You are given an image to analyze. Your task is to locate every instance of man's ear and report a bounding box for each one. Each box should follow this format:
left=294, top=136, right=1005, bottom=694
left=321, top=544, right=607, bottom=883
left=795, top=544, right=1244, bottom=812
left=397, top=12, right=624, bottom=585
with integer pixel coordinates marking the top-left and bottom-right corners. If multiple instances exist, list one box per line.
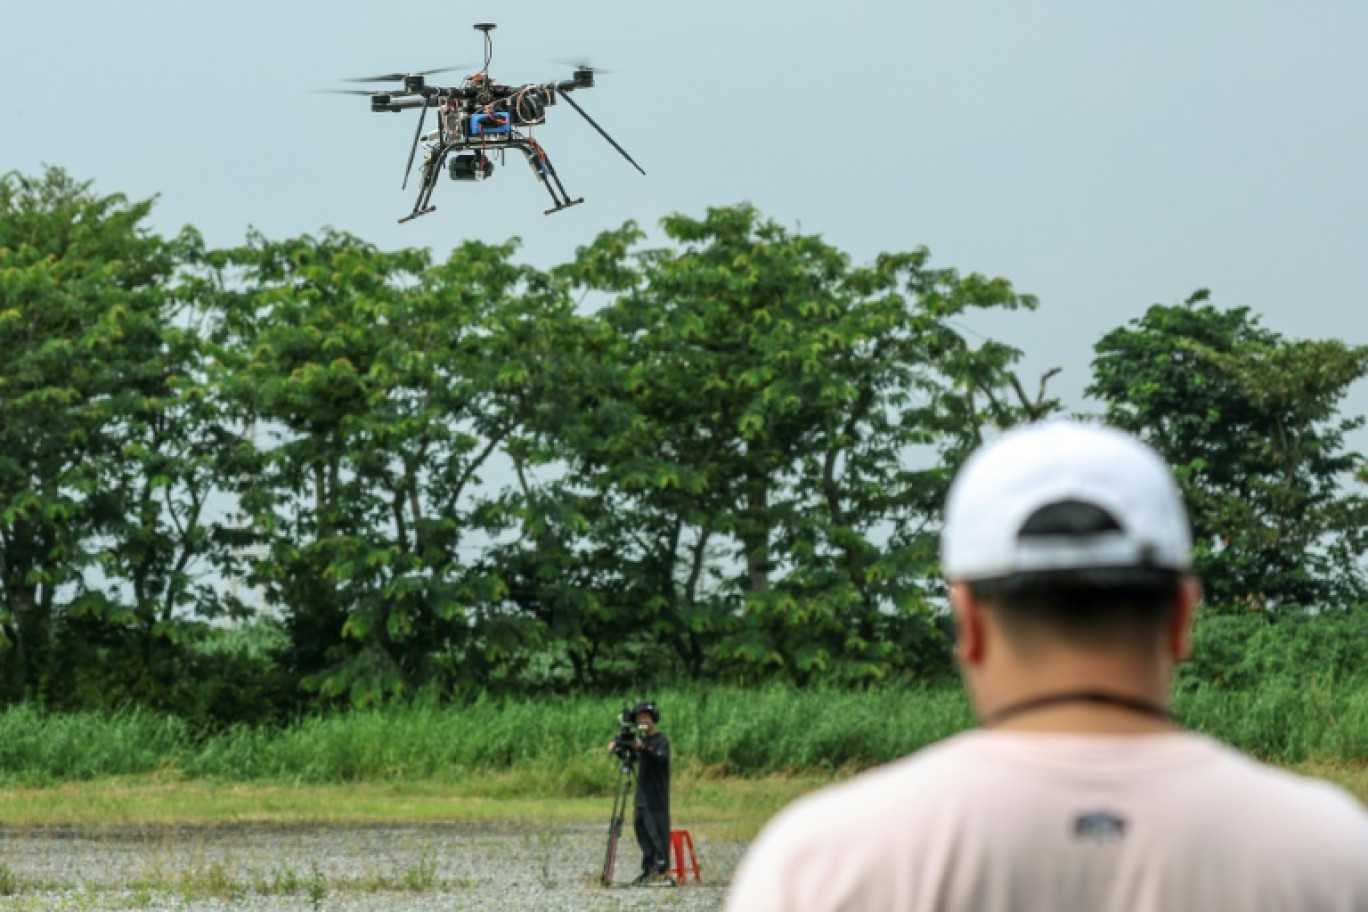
left=1168, top=575, right=1202, bottom=661
left=949, top=582, right=985, bottom=666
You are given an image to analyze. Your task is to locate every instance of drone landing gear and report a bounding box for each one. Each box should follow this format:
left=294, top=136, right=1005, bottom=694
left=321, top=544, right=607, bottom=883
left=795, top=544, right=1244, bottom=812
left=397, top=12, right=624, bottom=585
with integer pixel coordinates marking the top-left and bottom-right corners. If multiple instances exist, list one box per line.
left=393, top=138, right=591, bottom=222
left=398, top=206, right=436, bottom=224
left=398, top=157, right=443, bottom=224
left=545, top=198, right=584, bottom=216
left=521, top=142, right=583, bottom=216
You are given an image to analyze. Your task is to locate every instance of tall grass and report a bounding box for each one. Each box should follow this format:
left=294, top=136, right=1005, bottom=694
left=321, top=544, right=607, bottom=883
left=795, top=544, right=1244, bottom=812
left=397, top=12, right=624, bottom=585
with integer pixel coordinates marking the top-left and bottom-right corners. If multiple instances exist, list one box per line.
left=1176, top=676, right=1368, bottom=762
left=0, top=704, right=191, bottom=781
left=1, top=680, right=1365, bottom=788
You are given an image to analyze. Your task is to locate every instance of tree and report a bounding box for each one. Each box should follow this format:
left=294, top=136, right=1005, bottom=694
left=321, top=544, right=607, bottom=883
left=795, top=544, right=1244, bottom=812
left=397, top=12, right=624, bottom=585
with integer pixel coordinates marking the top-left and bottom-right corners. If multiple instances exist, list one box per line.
left=0, top=167, right=235, bottom=708
left=553, top=205, right=1045, bottom=683
left=1088, top=291, right=1368, bottom=611
left=214, top=231, right=580, bottom=704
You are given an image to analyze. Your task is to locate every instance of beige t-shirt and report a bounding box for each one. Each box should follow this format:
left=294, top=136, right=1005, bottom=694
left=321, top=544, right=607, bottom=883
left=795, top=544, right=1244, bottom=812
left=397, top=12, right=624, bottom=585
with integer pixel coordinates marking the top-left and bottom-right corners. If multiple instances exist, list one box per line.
left=725, top=731, right=1368, bottom=912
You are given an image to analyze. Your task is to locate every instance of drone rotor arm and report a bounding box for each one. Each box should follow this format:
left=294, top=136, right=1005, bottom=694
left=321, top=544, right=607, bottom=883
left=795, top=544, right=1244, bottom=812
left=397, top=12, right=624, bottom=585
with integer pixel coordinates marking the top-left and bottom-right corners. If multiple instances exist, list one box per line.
left=553, top=86, right=646, bottom=176
left=375, top=98, right=427, bottom=112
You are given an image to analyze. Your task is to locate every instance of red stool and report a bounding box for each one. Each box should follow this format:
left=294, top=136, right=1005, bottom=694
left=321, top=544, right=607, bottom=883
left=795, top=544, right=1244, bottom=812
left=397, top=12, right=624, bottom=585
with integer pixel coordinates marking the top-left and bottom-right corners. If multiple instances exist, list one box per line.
left=669, top=828, right=702, bottom=882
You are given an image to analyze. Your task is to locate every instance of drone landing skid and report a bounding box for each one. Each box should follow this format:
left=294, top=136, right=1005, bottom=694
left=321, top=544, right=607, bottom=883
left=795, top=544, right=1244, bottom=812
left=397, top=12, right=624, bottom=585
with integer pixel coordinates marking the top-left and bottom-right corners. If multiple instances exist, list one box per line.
left=545, top=198, right=584, bottom=216
left=397, top=206, right=437, bottom=224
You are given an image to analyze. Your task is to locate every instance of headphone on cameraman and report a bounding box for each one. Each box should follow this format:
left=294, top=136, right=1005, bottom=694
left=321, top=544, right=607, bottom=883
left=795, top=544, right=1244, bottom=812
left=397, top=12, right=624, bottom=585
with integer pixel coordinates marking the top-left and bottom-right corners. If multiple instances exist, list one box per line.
left=631, top=700, right=660, bottom=723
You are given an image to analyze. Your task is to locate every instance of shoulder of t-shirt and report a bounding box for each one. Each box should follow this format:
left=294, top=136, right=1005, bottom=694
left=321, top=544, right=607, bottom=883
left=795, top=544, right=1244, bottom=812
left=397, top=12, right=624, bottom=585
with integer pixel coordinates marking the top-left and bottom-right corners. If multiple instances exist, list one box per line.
left=747, top=731, right=993, bottom=839
left=1211, top=742, right=1368, bottom=833
left=727, top=733, right=1010, bottom=906
left=727, top=748, right=949, bottom=910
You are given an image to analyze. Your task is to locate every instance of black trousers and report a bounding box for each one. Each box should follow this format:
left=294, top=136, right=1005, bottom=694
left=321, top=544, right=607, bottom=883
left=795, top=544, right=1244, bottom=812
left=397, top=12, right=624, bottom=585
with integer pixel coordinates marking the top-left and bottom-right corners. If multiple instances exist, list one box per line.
left=634, top=804, right=671, bottom=873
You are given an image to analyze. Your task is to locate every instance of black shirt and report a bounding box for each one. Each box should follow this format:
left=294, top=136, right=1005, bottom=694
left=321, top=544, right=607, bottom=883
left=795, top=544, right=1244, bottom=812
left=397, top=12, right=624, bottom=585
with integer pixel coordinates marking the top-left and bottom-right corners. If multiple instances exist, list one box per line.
left=635, top=731, right=670, bottom=809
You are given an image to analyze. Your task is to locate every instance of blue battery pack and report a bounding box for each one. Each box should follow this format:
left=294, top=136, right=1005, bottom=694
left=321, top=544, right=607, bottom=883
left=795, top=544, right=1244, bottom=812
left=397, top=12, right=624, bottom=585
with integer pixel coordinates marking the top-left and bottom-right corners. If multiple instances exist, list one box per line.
left=469, top=112, right=512, bottom=136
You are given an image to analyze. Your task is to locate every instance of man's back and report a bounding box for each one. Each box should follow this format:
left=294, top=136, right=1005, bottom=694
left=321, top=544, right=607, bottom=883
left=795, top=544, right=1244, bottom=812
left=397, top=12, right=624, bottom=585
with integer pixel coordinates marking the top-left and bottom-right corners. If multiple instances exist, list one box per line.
left=726, top=730, right=1368, bottom=912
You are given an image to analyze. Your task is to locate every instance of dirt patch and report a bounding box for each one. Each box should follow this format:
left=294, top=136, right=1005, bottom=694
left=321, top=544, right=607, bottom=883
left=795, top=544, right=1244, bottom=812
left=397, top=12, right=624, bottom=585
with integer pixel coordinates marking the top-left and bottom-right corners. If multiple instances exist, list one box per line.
left=0, top=822, right=745, bottom=910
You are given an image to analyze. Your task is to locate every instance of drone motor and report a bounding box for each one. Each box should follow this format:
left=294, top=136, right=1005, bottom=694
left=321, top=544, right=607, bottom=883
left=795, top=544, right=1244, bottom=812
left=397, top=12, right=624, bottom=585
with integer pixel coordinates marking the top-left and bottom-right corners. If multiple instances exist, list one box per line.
left=510, top=89, right=549, bottom=126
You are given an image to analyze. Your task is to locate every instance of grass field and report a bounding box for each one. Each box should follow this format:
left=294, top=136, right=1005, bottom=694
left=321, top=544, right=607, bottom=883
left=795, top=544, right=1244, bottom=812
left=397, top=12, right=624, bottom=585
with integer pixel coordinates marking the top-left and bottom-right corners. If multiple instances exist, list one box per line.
left=0, top=771, right=824, bottom=840
left=2, top=682, right=1366, bottom=838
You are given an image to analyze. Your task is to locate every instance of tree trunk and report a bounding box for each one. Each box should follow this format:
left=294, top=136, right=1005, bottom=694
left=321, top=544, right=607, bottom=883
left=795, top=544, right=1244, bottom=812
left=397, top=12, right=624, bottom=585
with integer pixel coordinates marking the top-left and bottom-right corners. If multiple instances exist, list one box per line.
left=744, top=468, right=770, bottom=594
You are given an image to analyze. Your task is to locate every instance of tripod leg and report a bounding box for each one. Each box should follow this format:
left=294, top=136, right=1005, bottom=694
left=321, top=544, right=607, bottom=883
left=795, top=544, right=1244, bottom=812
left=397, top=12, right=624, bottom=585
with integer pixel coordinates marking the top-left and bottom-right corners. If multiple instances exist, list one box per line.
left=602, top=820, right=620, bottom=886
left=601, top=763, right=635, bottom=886
left=602, top=776, right=625, bottom=884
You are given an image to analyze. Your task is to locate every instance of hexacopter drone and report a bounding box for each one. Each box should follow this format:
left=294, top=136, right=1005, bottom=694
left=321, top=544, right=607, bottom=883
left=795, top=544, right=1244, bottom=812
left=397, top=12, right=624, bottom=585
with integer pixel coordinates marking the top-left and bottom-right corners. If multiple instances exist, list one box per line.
left=331, top=23, right=645, bottom=223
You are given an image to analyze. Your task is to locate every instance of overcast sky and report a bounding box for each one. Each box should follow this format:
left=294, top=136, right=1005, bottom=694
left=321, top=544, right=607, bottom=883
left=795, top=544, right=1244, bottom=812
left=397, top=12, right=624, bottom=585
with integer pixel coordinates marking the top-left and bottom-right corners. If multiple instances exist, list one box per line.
left=4, top=0, right=1366, bottom=441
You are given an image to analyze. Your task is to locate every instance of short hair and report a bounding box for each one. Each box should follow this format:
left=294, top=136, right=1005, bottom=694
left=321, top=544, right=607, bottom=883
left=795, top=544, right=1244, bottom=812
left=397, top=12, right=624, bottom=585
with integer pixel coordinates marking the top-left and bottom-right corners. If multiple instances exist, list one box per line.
left=965, top=501, right=1181, bottom=650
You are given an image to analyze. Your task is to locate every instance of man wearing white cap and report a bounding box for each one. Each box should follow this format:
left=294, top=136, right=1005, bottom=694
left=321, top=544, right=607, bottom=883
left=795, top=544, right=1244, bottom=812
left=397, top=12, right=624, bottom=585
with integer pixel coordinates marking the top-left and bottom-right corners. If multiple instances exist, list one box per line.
left=726, top=420, right=1368, bottom=911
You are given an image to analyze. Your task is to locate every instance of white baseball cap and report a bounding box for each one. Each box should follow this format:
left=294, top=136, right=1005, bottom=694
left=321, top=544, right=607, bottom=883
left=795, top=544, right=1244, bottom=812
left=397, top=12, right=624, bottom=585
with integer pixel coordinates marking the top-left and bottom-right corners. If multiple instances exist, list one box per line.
left=940, top=420, right=1192, bottom=581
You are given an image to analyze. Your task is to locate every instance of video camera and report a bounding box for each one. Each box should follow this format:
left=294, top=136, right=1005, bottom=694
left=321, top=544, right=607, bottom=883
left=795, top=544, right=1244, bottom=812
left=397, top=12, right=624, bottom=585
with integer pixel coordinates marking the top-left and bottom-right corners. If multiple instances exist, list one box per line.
left=610, top=705, right=647, bottom=762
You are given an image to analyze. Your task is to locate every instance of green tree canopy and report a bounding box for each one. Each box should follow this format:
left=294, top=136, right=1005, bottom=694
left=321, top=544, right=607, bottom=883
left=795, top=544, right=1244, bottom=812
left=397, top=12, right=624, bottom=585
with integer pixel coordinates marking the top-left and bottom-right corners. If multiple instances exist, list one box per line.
left=548, top=204, right=1046, bottom=684
left=0, top=167, right=238, bottom=710
left=210, top=230, right=587, bottom=705
left=1088, top=290, right=1368, bottom=611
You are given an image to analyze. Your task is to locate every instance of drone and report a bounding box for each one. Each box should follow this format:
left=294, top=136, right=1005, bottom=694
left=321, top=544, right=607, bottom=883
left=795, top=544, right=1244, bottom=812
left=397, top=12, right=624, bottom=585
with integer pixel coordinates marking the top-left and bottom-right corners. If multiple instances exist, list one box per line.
left=330, top=23, right=645, bottom=223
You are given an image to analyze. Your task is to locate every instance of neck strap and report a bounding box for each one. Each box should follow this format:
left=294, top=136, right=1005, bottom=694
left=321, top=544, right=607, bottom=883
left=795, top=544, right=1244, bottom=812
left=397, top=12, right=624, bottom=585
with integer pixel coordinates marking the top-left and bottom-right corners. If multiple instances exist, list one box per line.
left=981, top=689, right=1174, bottom=728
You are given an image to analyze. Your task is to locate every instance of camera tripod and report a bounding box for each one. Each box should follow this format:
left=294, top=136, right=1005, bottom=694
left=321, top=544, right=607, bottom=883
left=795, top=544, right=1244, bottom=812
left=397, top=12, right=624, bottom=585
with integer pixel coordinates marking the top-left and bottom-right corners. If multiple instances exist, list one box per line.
left=600, top=755, right=637, bottom=886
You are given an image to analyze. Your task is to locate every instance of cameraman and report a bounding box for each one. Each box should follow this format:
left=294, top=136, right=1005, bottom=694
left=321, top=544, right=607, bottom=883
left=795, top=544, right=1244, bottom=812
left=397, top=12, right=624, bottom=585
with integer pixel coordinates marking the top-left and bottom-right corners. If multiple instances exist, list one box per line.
left=608, top=700, right=672, bottom=884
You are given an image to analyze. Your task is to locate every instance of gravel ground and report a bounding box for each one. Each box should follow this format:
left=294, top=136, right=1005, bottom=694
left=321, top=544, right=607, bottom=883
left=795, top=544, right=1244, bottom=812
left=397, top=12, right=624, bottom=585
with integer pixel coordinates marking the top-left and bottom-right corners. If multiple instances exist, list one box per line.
left=0, top=823, right=749, bottom=911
